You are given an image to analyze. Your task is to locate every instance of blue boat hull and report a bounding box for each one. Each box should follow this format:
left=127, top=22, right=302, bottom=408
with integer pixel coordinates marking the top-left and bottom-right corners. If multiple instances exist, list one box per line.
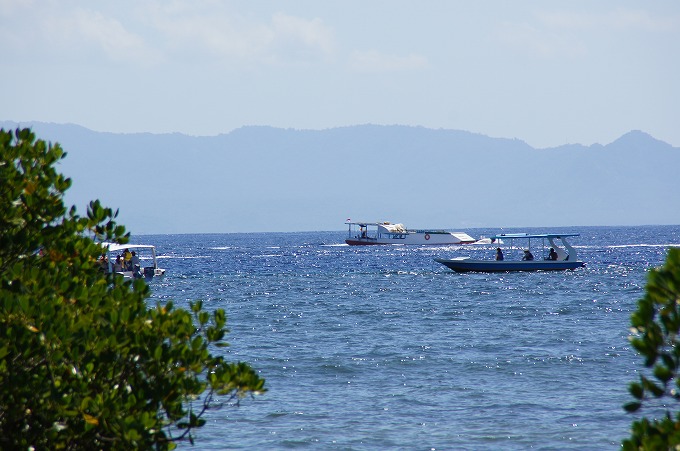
left=434, top=258, right=585, bottom=273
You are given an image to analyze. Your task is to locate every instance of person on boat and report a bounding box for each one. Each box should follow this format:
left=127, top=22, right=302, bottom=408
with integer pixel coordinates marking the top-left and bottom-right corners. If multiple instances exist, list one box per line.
left=548, top=248, right=558, bottom=261
left=123, top=248, right=132, bottom=270
left=132, top=263, right=143, bottom=279
left=495, top=248, right=504, bottom=261
left=130, top=251, right=140, bottom=268
left=522, top=249, right=534, bottom=261
left=98, top=255, right=108, bottom=271
left=113, top=255, right=124, bottom=272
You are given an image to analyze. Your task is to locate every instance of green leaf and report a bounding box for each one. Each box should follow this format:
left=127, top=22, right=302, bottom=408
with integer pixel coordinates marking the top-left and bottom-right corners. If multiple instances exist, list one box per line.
left=654, top=365, right=673, bottom=384
left=629, top=382, right=644, bottom=400
left=624, top=402, right=642, bottom=413
left=198, top=311, right=210, bottom=326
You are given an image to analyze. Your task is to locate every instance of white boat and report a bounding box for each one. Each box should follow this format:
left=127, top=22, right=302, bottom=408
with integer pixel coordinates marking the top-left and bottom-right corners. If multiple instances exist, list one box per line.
left=101, top=243, right=166, bottom=279
left=434, top=233, right=585, bottom=272
left=345, top=221, right=476, bottom=245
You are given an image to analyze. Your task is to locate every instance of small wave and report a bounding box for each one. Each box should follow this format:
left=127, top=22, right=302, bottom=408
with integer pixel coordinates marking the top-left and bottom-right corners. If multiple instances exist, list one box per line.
left=156, top=255, right=210, bottom=259
left=562, top=354, right=584, bottom=363
left=570, top=243, right=680, bottom=250
left=209, top=246, right=232, bottom=250
left=606, top=243, right=680, bottom=249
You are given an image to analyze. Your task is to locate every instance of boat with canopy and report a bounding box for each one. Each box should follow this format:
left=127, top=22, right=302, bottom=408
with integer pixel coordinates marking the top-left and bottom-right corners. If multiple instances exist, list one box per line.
left=101, top=243, right=166, bottom=279
left=434, top=233, right=585, bottom=272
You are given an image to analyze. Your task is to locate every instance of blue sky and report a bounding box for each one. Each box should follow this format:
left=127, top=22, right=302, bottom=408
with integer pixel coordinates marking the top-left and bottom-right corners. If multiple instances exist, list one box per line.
left=1, top=0, right=679, bottom=148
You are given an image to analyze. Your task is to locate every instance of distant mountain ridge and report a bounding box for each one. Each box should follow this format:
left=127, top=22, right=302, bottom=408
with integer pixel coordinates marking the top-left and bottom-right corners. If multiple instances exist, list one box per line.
left=1, top=121, right=678, bottom=233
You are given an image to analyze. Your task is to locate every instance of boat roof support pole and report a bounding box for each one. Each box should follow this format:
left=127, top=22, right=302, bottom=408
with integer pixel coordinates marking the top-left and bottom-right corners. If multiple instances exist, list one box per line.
left=561, top=237, right=578, bottom=262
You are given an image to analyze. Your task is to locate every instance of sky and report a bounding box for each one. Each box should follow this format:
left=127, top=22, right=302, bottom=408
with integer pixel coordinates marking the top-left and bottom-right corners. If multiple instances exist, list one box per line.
left=1, top=0, right=679, bottom=149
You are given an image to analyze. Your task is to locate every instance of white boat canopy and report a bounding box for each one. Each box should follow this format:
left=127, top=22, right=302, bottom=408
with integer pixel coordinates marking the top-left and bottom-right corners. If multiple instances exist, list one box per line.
left=103, top=243, right=158, bottom=253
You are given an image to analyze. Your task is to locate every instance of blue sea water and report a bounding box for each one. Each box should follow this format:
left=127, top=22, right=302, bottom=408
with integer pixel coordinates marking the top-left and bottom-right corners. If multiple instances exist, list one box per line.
left=137, top=225, right=680, bottom=450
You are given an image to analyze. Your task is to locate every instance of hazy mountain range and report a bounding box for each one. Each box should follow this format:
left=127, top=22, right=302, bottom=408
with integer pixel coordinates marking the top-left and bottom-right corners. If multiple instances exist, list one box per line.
left=2, top=121, right=678, bottom=234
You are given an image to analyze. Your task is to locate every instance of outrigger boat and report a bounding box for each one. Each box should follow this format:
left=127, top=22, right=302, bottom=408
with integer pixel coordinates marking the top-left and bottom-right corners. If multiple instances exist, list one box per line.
left=101, top=243, right=166, bottom=279
left=434, top=233, right=585, bottom=272
left=345, top=221, right=476, bottom=245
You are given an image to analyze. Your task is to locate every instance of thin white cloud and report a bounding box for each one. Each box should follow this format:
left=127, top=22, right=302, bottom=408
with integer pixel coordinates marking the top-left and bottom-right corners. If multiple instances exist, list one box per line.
left=144, top=3, right=335, bottom=65
left=348, top=50, right=429, bottom=73
left=0, top=0, right=42, bottom=52
left=496, top=7, right=679, bottom=59
left=143, top=2, right=262, bottom=60
left=65, top=9, right=160, bottom=65
left=0, top=0, right=31, bottom=15
left=269, top=12, right=336, bottom=63
left=1, top=2, right=159, bottom=65
left=495, top=22, right=587, bottom=59
left=537, top=8, right=679, bottom=33
left=1, top=1, right=335, bottom=67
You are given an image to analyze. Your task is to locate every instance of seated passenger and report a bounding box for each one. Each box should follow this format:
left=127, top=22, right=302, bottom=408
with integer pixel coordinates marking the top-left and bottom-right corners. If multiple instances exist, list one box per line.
left=495, top=248, right=504, bottom=261
left=522, top=249, right=534, bottom=261
left=99, top=255, right=108, bottom=271
left=548, top=248, right=558, bottom=261
left=123, top=248, right=132, bottom=270
left=113, top=255, right=124, bottom=272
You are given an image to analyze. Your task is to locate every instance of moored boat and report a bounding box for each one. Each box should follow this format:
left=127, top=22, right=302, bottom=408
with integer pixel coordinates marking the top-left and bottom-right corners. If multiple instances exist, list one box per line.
left=434, top=233, right=585, bottom=272
left=345, top=221, right=476, bottom=245
left=101, top=243, right=166, bottom=279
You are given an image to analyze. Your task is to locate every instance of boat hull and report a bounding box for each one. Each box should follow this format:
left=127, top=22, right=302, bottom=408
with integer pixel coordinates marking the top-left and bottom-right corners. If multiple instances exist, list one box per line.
left=434, top=258, right=585, bottom=273
left=346, top=232, right=475, bottom=246
left=115, top=268, right=166, bottom=279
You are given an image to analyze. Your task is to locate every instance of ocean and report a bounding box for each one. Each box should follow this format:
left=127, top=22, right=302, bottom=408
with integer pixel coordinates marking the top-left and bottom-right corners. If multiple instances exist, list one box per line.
left=137, top=225, right=680, bottom=450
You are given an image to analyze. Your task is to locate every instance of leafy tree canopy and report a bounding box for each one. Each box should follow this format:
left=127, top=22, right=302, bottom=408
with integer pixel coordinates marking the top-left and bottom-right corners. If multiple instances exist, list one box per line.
left=624, top=248, right=680, bottom=449
left=0, top=128, right=265, bottom=449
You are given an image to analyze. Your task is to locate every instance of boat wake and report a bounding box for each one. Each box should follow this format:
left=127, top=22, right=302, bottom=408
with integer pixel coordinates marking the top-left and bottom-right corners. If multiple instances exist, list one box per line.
left=607, top=243, right=680, bottom=249
left=575, top=243, right=680, bottom=249
left=156, top=255, right=210, bottom=259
